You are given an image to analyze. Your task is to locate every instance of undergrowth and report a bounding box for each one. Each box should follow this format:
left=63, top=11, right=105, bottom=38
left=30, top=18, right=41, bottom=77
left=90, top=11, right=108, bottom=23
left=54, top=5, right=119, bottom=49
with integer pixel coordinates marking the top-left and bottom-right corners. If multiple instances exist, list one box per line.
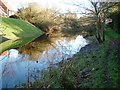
left=20, top=28, right=120, bottom=89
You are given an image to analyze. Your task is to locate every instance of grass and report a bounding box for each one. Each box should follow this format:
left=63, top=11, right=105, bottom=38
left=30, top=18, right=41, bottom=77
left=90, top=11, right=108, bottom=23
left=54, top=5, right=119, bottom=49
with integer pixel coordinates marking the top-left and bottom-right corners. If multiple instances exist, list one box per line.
left=105, top=28, right=120, bottom=41
left=19, top=28, right=120, bottom=88
left=0, top=17, right=44, bottom=53
left=105, top=28, right=120, bottom=87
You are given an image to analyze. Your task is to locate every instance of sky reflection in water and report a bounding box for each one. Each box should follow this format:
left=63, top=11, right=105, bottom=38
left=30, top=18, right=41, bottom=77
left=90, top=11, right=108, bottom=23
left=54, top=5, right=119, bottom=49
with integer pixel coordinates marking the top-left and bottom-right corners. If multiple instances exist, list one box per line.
left=0, top=35, right=88, bottom=88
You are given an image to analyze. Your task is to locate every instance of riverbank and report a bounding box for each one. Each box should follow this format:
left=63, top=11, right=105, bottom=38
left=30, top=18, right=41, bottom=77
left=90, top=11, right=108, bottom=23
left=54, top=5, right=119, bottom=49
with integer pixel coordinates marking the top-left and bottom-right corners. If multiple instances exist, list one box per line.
left=19, top=30, right=120, bottom=88
left=0, top=17, right=43, bottom=53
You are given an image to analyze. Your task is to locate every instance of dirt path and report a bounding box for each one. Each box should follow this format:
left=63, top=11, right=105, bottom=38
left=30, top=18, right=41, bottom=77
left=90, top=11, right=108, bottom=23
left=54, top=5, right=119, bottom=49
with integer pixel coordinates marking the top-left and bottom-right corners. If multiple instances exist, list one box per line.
left=103, top=44, right=112, bottom=87
left=103, top=40, right=120, bottom=87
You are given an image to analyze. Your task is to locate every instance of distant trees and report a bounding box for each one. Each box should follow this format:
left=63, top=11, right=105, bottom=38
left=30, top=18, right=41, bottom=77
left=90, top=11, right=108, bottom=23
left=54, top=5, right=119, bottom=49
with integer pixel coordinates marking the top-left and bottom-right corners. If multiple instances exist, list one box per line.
left=79, top=16, right=96, bottom=36
left=14, top=3, right=82, bottom=36
left=15, top=3, right=60, bottom=35
left=11, top=2, right=119, bottom=39
left=61, top=12, right=81, bottom=35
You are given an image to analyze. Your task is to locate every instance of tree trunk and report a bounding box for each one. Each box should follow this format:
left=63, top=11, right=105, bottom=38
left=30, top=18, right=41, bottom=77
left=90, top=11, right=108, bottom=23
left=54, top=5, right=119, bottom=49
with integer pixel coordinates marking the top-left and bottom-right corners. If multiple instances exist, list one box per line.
left=95, top=33, right=102, bottom=43
left=102, top=21, right=105, bottom=41
left=102, top=29, right=105, bottom=41
left=95, top=18, right=103, bottom=43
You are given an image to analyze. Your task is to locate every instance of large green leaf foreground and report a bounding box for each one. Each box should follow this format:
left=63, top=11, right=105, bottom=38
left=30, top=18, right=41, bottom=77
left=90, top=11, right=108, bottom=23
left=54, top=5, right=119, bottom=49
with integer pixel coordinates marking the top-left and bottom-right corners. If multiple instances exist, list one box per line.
left=0, top=17, right=44, bottom=53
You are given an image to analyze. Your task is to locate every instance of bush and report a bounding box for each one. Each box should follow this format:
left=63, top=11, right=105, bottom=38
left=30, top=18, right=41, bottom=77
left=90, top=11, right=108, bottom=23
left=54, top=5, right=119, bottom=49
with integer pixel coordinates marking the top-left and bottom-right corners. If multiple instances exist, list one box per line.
left=9, top=14, right=19, bottom=19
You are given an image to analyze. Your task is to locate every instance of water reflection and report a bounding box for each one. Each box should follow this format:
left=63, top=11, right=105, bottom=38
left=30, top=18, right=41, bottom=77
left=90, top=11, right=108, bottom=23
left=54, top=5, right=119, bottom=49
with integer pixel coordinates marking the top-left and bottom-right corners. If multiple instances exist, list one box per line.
left=0, top=35, right=89, bottom=88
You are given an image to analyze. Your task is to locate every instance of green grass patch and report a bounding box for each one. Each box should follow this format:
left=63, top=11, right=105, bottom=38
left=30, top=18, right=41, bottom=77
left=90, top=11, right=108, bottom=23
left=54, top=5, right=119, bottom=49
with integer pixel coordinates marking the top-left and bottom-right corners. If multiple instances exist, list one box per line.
left=105, top=28, right=120, bottom=41
left=0, top=17, right=44, bottom=53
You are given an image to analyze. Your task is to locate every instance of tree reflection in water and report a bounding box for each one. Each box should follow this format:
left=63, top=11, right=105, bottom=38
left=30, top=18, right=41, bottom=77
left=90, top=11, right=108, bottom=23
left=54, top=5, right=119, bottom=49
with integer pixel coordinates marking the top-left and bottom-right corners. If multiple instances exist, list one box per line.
left=1, top=35, right=89, bottom=88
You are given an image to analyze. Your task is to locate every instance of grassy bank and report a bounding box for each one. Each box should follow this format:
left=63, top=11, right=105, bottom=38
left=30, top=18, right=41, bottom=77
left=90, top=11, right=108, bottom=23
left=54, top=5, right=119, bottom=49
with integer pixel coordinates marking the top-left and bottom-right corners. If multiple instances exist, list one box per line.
left=0, top=17, right=43, bottom=53
left=20, top=28, right=120, bottom=88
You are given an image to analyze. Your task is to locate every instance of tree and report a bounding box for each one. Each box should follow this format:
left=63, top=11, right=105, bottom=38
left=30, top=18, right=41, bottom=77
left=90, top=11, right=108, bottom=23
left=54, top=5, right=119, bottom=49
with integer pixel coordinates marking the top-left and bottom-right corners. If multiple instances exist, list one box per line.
left=61, top=12, right=81, bottom=35
left=71, top=0, right=118, bottom=43
left=108, top=3, right=120, bottom=34
left=16, top=3, right=60, bottom=34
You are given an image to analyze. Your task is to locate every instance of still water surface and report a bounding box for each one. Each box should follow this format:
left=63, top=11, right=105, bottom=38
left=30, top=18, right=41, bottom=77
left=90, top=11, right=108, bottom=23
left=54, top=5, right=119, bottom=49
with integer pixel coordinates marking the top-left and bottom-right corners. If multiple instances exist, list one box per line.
left=0, top=35, right=89, bottom=88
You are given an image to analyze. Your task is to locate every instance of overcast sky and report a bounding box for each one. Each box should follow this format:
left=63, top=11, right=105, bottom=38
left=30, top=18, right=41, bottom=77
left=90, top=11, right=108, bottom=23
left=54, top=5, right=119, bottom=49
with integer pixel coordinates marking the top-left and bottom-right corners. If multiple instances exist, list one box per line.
left=7, top=0, right=91, bottom=13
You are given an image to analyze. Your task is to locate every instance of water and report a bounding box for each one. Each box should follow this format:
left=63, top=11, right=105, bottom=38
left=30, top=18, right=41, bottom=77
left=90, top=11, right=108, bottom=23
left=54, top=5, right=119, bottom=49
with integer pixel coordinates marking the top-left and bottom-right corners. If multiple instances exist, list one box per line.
left=0, top=35, right=89, bottom=88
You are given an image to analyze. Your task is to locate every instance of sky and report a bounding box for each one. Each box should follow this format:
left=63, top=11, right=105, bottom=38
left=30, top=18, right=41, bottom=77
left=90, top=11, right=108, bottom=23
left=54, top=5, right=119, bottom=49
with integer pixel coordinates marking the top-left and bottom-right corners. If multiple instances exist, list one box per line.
left=7, top=0, right=91, bottom=16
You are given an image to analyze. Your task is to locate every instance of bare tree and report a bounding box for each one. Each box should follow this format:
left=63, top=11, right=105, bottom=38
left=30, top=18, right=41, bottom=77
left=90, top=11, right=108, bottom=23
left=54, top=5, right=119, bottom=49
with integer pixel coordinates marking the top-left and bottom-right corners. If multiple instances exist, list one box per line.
left=69, top=0, right=118, bottom=43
